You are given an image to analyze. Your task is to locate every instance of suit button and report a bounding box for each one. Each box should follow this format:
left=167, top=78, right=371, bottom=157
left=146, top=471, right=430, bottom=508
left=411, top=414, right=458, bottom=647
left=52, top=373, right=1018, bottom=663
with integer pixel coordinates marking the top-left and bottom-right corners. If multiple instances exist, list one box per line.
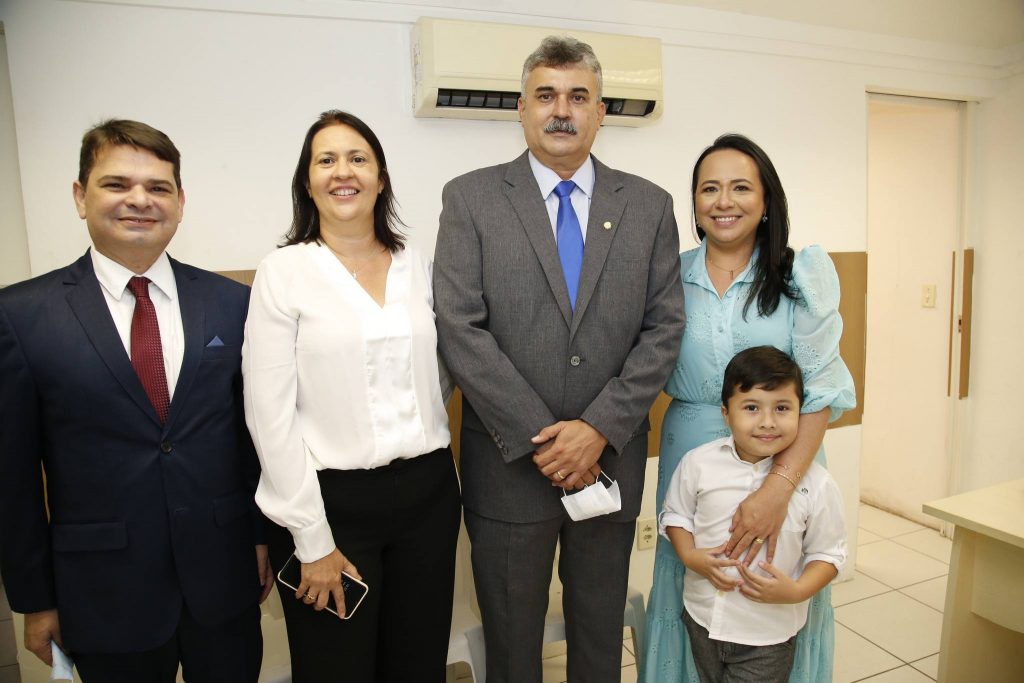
left=160, top=441, right=173, bottom=454
left=569, top=355, right=581, bottom=367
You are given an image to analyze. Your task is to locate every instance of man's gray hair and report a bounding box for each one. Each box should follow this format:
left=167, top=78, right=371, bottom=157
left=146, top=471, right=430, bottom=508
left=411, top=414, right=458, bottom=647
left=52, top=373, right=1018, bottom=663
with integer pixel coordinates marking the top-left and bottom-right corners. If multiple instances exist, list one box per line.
left=520, top=35, right=603, bottom=99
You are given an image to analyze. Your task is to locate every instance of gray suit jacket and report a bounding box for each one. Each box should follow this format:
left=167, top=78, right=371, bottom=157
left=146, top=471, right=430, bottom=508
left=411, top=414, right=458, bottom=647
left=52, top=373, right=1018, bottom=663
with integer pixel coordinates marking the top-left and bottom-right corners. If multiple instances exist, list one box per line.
left=434, top=151, right=685, bottom=524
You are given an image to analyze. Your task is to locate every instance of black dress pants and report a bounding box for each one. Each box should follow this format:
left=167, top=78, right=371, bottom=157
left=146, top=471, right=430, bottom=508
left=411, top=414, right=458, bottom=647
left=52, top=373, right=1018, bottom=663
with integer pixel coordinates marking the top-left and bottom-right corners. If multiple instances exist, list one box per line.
left=73, top=602, right=262, bottom=683
left=268, top=447, right=461, bottom=683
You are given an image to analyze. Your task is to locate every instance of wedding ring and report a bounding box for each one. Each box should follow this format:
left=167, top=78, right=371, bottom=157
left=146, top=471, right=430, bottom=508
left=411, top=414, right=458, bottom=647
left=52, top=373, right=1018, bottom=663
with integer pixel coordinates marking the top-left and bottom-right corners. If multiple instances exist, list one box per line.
left=556, top=470, right=566, bottom=480
left=753, top=537, right=765, bottom=544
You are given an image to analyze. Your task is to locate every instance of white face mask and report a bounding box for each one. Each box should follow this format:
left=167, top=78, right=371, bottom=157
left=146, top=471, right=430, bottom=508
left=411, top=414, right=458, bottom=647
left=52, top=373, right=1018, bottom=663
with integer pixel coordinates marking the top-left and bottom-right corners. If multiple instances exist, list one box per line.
left=560, top=472, right=622, bottom=521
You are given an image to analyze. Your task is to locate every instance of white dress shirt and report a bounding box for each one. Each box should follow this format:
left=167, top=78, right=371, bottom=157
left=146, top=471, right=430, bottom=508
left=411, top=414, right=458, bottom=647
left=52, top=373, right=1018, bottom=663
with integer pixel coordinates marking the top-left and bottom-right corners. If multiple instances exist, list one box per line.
left=242, top=241, right=451, bottom=562
left=528, top=151, right=595, bottom=242
left=660, top=437, right=847, bottom=646
left=90, top=248, right=184, bottom=398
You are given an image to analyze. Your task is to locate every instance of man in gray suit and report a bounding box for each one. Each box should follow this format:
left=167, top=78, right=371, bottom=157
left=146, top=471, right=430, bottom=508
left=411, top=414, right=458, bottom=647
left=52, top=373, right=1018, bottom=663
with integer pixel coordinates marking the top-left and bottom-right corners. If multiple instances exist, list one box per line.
left=434, top=36, right=685, bottom=682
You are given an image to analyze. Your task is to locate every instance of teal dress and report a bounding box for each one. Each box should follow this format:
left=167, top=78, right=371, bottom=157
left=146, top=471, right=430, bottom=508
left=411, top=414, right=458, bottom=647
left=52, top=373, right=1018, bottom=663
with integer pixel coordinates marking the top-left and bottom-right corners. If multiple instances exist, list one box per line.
left=639, top=242, right=856, bottom=683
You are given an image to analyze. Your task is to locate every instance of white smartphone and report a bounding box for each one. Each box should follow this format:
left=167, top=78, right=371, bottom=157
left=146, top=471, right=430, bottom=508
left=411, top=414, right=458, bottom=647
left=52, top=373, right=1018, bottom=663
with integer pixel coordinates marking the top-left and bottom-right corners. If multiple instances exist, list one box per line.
left=276, top=553, right=369, bottom=619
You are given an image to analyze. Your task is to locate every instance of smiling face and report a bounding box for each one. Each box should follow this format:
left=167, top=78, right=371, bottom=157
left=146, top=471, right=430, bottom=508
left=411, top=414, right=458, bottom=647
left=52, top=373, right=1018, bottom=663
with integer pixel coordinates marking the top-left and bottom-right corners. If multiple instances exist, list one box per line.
left=722, top=382, right=800, bottom=464
left=694, top=148, right=766, bottom=252
left=73, top=144, right=184, bottom=273
left=518, top=65, right=605, bottom=178
left=307, top=123, right=382, bottom=235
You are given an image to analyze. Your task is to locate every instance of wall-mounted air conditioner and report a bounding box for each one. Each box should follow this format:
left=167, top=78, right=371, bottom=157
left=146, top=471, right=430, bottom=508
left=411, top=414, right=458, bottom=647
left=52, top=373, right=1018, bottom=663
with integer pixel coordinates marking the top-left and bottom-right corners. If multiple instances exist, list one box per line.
left=412, top=17, right=663, bottom=128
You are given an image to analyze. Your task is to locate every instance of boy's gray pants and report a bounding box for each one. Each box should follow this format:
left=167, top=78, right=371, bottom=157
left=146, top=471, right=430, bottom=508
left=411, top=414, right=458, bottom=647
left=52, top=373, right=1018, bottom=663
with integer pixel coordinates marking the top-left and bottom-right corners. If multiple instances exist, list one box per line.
left=682, top=608, right=797, bottom=683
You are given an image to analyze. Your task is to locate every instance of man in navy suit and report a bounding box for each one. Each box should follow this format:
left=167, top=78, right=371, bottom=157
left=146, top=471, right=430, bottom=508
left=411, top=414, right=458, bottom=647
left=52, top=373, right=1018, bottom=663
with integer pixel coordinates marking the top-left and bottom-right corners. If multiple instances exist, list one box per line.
left=0, top=120, right=271, bottom=682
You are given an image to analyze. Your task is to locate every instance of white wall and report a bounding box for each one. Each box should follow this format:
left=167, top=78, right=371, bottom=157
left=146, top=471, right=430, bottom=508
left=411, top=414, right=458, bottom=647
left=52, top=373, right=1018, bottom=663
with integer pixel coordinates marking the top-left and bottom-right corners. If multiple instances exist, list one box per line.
left=964, top=70, right=1024, bottom=492
left=0, top=0, right=1006, bottom=277
left=0, top=27, right=29, bottom=286
left=3, top=0, right=1011, bottom=508
left=1, top=0, right=1021, bottom=677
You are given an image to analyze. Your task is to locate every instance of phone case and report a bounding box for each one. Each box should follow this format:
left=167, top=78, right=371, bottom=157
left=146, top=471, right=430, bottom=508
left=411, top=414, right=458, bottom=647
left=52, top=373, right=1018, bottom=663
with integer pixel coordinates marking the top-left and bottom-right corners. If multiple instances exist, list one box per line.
left=276, top=553, right=369, bottom=619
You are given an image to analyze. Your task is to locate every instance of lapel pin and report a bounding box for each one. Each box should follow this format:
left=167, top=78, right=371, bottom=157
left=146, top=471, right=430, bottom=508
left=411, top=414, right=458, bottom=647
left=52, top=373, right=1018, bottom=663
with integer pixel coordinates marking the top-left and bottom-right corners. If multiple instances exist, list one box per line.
left=603, top=221, right=612, bottom=230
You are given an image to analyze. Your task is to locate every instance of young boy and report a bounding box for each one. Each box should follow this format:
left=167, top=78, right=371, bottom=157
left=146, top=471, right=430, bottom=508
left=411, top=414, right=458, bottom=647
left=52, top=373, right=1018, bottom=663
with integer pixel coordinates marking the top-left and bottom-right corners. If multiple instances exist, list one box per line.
left=660, top=345, right=847, bottom=683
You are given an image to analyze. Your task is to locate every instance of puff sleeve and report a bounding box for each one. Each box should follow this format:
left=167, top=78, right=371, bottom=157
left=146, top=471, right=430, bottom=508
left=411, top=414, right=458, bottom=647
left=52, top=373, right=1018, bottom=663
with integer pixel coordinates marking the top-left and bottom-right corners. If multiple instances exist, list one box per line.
left=790, top=246, right=856, bottom=421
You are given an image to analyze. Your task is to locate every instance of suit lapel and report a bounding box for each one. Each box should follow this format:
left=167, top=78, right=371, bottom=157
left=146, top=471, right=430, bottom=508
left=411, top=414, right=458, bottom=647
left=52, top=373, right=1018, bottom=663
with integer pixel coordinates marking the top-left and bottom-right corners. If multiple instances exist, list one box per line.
left=503, top=153, right=574, bottom=326
left=167, top=258, right=203, bottom=429
left=64, top=252, right=162, bottom=427
left=571, top=158, right=626, bottom=338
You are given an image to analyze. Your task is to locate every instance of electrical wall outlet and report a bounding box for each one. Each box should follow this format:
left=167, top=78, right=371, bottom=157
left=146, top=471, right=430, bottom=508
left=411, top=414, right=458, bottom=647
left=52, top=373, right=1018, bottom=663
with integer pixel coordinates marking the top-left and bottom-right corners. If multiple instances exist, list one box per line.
left=637, top=517, right=657, bottom=550
left=922, top=284, right=937, bottom=308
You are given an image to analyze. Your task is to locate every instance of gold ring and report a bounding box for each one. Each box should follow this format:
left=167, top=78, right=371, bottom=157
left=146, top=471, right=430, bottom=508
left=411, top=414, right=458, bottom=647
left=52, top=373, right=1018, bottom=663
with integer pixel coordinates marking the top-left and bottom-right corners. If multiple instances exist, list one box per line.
left=556, top=470, right=566, bottom=480
left=753, top=537, right=765, bottom=544
left=304, top=593, right=316, bottom=601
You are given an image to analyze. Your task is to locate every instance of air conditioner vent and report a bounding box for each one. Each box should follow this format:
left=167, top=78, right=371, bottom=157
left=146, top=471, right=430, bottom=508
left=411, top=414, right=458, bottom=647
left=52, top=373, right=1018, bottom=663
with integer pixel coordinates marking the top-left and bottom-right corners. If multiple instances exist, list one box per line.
left=413, top=18, right=663, bottom=128
left=434, top=88, right=657, bottom=118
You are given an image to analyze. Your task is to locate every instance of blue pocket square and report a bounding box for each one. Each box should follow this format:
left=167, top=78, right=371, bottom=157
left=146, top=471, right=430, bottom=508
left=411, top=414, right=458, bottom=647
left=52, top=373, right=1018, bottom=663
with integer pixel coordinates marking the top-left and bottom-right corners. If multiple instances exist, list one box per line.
left=206, top=335, right=225, bottom=348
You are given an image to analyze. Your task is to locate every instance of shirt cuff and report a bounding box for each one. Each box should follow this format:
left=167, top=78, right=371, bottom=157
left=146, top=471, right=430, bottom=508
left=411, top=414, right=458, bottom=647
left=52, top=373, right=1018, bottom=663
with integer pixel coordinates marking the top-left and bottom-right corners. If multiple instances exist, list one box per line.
left=803, top=552, right=846, bottom=572
left=290, top=516, right=336, bottom=563
left=658, top=510, right=694, bottom=538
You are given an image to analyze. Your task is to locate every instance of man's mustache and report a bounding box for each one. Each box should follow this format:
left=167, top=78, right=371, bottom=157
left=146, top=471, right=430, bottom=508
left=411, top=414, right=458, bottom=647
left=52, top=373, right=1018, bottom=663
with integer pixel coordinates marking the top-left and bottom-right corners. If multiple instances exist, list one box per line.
left=544, top=118, right=577, bottom=135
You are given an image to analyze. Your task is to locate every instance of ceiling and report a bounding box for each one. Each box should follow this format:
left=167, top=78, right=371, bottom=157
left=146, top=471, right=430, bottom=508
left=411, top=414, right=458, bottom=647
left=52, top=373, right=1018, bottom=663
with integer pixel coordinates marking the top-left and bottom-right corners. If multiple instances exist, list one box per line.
left=652, top=0, right=1024, bottom=49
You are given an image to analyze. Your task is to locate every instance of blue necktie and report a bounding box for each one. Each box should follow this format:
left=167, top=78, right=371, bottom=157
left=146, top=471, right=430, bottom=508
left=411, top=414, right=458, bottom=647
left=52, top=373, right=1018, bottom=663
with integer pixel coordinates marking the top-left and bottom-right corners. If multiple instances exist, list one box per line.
left=554, top=180, right=584, bottom=310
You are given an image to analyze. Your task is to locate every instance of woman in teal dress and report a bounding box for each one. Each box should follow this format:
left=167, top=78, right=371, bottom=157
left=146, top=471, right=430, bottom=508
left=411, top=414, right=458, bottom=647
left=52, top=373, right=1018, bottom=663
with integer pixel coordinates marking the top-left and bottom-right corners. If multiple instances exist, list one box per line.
left=639, top=134, right=856, bottom=682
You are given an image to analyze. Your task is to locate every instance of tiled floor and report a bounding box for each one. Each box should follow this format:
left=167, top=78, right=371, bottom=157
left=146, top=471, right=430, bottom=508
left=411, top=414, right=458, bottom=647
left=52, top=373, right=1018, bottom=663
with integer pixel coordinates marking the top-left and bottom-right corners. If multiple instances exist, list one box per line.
left=833, top=504, right=950, bottom=682
left=6, top=505, right=949, bottom=683
left=3, top=504, right=948, bottom=683
left=454, top=503, right=951, bottom=683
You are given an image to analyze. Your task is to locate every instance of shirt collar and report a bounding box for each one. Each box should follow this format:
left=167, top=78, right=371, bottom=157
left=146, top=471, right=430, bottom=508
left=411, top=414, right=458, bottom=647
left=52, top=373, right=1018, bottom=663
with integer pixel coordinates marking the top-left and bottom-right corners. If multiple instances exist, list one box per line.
left=527, top=151, right=595, bottom=200
left=722, top=436, right=774, bottom=470
left=91, top=248, right=176, bottom=302
left=683, top=239, right=759, bottom=289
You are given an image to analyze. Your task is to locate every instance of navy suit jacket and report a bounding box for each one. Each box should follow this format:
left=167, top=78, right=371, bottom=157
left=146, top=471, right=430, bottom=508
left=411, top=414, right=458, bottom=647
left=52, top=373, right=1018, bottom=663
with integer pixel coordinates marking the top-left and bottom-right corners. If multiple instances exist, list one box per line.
left=0, top=251, right=264, bottom=653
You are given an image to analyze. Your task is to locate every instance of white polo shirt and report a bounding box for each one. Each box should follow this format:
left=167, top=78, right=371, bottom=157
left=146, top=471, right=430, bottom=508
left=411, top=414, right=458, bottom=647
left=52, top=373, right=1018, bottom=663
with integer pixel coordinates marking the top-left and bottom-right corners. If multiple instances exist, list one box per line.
left=659, top=436, right=847, bottom=646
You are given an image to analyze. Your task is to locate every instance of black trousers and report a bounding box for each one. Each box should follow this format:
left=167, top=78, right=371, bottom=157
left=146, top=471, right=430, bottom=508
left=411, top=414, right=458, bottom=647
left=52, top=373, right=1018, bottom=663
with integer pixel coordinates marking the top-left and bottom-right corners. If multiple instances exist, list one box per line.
left=268, top=447, right=462, bottom=683
left=73, top=602, right=262, bottom=683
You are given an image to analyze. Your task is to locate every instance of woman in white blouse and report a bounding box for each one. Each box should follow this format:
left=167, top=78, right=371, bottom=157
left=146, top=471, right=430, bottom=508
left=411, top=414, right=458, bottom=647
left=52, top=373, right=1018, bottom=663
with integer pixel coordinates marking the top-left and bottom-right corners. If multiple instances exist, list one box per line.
left=242, top=110, right=460, bottom=682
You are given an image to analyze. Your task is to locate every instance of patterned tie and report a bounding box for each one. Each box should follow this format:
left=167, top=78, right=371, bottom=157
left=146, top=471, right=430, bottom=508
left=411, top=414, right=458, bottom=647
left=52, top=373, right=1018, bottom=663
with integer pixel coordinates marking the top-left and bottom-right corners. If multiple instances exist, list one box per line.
left=128, top=276, right=170, bottom=424
left=554, top=180, right=584, bottom=310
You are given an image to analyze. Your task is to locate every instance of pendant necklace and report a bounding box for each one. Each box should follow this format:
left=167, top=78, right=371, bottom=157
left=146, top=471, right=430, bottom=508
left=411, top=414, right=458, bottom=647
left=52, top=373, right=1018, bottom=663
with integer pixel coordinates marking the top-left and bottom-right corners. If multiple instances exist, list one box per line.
left=706, top=254, right=750, bottom=280
left=325, top=241, right=378, bottom=281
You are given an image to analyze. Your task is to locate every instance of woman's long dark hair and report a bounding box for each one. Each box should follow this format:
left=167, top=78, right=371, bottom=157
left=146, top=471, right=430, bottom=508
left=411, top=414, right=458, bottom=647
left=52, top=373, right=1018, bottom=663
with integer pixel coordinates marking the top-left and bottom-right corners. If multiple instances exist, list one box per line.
left=692, top=133, right=798, bottom=318
left=283, top=110, right=405, bottom=251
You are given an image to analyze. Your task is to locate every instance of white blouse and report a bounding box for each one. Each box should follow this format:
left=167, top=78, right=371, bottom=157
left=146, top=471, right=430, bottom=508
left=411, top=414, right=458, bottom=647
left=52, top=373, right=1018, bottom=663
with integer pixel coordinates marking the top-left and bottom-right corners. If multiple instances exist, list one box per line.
left=243, top=241, right=451, bottom=562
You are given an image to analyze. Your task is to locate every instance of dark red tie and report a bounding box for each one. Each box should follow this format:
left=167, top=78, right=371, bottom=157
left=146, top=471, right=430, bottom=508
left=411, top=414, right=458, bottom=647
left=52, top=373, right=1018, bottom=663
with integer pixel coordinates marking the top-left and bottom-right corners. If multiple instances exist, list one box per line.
left=128, top=276, right=170, bottom=424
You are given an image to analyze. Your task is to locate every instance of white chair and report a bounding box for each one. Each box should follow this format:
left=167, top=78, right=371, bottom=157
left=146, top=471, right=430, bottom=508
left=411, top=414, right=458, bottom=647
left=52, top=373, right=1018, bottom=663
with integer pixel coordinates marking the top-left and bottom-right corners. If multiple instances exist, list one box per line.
left=542, top=584, right=647, bottom=659
left=446, top=584, right=647, bottom=683
left=446, top=604, right=487, bottom=683
left=258, top=590, right=293, bottom=683
left=446, top=518, right=487, bottom=682
left=444, top=491, right=649, bottom=683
